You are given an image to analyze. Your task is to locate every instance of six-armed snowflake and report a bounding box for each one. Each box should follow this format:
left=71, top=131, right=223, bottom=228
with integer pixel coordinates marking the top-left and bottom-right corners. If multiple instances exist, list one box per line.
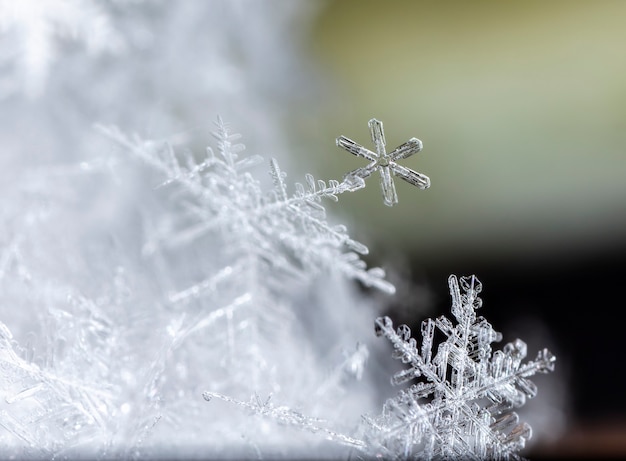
left=365, top=275, right=555, bottom=460
left=336, top=118, right=430, bottom=206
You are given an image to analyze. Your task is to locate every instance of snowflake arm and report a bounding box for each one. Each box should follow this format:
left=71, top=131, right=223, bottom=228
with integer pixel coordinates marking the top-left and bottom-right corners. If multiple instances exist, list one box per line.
left=336, top=118, right=430, bottom=206
left=203, top=391, right=367, bottom=449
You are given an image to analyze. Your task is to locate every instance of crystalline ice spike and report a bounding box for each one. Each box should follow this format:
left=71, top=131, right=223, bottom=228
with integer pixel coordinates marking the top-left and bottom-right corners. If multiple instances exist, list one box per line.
left=368, top=119, right=386, bottom=155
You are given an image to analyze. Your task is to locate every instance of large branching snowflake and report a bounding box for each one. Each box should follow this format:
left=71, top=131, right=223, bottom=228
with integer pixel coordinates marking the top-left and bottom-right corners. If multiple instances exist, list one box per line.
left=100, top=117, right=395, bottom=295
left=364, top=275, right=556, bottom=461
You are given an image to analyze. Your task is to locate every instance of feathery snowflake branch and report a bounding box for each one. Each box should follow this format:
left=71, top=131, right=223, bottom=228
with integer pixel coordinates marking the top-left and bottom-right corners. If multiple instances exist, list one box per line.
left=98, top=118, right=394, bottom=293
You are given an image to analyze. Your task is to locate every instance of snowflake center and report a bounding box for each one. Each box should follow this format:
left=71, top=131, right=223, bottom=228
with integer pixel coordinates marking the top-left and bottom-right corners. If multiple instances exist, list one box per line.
left=377, top=156, right=390, bottom=167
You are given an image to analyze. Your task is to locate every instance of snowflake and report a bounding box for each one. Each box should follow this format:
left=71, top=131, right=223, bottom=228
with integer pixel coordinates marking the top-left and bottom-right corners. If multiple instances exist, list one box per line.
left=365, top=275, right=556, bottom=460
left=99, top=117, right=394, bottom=295
left=336, top=118, right=430, bottom=206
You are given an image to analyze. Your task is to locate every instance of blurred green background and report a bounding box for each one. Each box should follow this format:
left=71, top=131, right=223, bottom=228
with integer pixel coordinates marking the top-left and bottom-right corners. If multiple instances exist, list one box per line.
left=301, top=1, right=626, bottom=456
left=304, top=0, right=626, bottom=267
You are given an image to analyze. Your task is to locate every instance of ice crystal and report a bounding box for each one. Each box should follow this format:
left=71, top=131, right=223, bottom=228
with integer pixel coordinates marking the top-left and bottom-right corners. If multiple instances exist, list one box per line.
left=100, top=117, right=394, bottom=294
left=337, top=118, right=431, bottom=206
left=365, top=275, right=556, bottom=460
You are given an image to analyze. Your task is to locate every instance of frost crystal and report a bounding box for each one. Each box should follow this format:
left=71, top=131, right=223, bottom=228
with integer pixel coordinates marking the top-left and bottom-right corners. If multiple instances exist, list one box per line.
left=100, top=117, right=393, bottom=294
left=336, top=119, right=430, bottom=206
left=366, top=275, right=556, bottom=460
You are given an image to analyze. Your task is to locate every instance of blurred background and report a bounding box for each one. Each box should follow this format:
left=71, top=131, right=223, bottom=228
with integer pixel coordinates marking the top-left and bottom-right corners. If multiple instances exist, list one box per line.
left=301, top=0, right=626, bottom=457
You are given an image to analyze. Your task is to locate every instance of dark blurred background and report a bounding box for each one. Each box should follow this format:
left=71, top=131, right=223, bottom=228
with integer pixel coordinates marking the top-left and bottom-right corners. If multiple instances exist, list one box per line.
left=300, top=0, right=626, bottom=457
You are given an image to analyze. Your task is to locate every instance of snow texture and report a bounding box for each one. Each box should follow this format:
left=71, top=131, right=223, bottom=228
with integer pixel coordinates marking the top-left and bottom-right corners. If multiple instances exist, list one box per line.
left=0, top=116, right=394, bottom=459
left=0, top=0, right=123, bottom=98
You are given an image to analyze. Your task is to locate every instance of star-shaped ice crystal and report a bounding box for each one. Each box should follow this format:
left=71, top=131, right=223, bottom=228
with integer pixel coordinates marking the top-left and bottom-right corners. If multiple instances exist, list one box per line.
left=336, top=119, right=430, bottom=206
